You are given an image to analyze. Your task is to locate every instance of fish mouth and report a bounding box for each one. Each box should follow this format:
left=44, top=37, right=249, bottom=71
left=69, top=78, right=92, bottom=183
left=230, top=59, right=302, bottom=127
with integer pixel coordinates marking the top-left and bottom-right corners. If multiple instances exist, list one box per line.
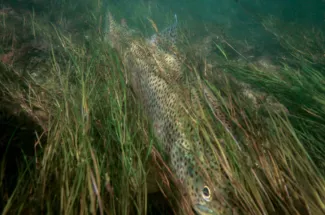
left=193, top=204, right=218, bottom=215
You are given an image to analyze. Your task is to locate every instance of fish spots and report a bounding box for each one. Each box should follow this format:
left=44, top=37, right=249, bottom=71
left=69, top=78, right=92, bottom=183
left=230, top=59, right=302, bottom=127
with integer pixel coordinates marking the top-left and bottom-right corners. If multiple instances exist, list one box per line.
left=108, top=12, right=236, bottom=215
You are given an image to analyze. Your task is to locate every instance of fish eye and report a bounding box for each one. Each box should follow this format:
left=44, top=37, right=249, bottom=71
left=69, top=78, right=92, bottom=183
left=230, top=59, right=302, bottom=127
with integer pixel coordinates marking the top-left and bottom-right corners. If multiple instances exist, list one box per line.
left=201, top=186, right=212, bottom=201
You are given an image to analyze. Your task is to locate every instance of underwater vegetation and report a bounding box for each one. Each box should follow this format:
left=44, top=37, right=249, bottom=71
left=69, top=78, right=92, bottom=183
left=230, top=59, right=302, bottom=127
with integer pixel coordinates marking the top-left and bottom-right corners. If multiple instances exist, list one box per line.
left=1, top=0, right=325, bottom=215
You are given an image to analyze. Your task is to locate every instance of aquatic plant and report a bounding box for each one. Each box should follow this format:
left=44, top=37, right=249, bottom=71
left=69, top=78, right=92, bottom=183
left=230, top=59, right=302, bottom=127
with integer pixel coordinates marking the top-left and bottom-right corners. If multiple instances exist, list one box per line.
left=1, top=1, right=325, bottom=215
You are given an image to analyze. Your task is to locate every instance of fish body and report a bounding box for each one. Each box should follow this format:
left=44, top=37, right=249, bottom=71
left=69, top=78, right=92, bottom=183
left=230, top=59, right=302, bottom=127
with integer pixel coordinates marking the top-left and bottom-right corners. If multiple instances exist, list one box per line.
left=107, top=13, right=235, bottom=215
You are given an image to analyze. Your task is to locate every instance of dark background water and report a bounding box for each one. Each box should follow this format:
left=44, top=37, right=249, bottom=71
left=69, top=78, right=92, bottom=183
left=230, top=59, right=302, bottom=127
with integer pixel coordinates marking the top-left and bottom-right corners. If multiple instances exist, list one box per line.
left=103, top=0, right=325, bottom=54
left=2, top=0, right=324, bottom=33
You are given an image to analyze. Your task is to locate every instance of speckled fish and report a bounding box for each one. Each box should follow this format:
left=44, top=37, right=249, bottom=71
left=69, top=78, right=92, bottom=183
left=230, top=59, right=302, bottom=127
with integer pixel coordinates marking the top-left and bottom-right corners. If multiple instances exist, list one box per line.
left=107, top=12, right=236, bottom=215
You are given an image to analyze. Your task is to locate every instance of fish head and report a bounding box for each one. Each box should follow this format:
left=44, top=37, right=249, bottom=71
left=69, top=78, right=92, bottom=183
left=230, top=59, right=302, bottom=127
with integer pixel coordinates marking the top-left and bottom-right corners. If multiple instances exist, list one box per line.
left=184, top=159, right=231, bottom=215
left=192, top=186, right=222, bottom=215
left=189, top=176, right=221, bottom=215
